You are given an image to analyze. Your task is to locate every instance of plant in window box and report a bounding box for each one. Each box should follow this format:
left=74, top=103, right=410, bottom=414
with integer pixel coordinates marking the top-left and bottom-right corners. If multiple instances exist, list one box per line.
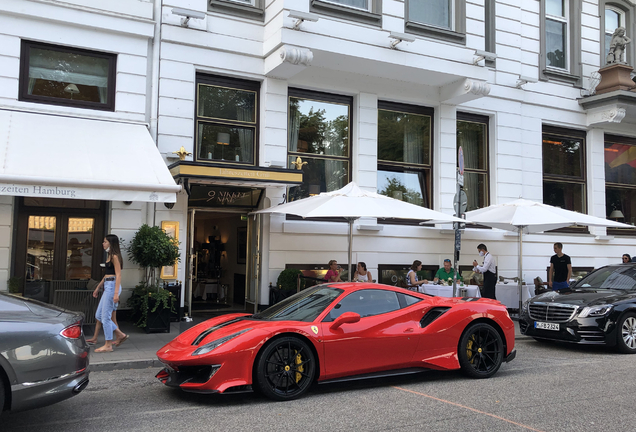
left=126, top=224, right=180, bottom=333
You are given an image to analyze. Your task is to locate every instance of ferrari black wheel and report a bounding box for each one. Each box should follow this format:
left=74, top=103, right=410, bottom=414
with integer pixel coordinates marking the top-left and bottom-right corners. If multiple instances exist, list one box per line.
left=458, top=323, right=504, bottom=379
left=255, top=336, right=316, bottom=401
left=616, top=312, right=636, bottom=354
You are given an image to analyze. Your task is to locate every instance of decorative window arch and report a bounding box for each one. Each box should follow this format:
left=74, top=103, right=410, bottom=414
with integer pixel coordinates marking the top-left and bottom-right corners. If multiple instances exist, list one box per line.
left=602, top=1, right=634, bottom=66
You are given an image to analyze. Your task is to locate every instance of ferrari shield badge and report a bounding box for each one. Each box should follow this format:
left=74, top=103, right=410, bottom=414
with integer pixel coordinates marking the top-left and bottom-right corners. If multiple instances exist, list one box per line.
left=311, top=326, right=319, bottom=335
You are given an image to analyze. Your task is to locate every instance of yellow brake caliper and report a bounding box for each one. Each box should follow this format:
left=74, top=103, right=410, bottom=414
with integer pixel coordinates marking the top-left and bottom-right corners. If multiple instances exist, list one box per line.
left=295, top=352, right=304, bottom=383
left=466, top=336, right=475, bottom=362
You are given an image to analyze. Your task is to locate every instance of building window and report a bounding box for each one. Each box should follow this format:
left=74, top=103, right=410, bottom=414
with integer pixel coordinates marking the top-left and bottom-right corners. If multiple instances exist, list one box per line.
left=377, top=101, right=433, bottom=209
left=602, top=2, right=633, bottom=65
left=19, top=41, right=116, bottom=111
left=195, top=75, right=259, bottom=165
left=209, top=0, right=265, bottom=20
left=310, top=0, right=381, bottom=25
left=287, top=89, right=351, bottom=201
left=457, top=113, right=489, bottom=211
left=540, top=0, right=582, bottom=85
left=542, top=126, right=586, bottom=213
left=605, top=134, right=636, bottom=233
left=405, top=0, right=466, bottom=44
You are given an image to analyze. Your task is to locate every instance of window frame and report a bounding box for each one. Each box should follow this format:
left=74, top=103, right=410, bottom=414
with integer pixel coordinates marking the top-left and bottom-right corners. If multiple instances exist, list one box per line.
left=322, top=288, right=401, bottom=321
left=542, top=125, right=588, bottom=233
left=286, top=88, right=352, bottom=205
left=209, top=0, right=265, bottom=20
left=377, top=100, right=434, bottom=221
left=604, top=134, right=636, bottom=236
left=457, top=112, right=490, bottom=212
left=19, top=40, right=117, bottom=111
left=601, top=1, right=634, bottom=66
left=310, top=0, right=382, bottom=26
left=194, top=73, right=260, bottom=166
left=539, top=0, right=582, bottom=86
left=405, top=0, right=466, bottom=45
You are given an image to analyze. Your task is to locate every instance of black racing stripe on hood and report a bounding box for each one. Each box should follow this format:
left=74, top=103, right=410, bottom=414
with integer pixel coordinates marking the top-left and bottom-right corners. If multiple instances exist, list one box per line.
left=192, top=317, right=246, bottom=346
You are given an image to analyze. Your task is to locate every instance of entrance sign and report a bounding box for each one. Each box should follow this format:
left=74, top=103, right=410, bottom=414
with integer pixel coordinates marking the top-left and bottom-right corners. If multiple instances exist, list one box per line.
left=188, top=185, right=263, bottom=208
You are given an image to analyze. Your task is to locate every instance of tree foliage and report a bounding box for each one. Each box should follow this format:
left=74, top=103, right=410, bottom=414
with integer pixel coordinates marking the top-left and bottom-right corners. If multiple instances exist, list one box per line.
left=127, top=224, right=180, bottom=287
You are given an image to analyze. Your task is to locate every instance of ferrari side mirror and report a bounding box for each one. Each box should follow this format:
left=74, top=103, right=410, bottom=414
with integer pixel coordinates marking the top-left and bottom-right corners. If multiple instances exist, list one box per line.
left=330, top=312, right=361, bottom=330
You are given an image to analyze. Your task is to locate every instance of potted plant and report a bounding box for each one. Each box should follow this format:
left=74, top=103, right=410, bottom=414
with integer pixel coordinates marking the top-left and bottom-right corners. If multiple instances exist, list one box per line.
left=7, top=276, right=22, bottom=294
left=270, top=269, right=305, bottom=305
left=126, top=224, right=180, bottom=333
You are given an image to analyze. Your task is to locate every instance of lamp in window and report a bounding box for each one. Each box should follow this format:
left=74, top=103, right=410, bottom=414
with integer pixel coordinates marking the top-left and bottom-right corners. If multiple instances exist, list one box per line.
left=217, top=133, right=230, bottom=145
left=610, top=209, right=625, bottom=221
left=64, top=84, right=80, bottom=99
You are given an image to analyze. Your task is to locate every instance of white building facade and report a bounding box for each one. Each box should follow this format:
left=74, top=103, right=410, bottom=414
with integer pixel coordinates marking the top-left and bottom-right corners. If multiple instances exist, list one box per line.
left=2, top=0, right=636, bottom=314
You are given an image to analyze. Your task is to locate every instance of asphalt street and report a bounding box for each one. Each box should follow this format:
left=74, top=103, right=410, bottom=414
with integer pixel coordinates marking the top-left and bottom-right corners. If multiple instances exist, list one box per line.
left=3, top=337, right=635, bottom=432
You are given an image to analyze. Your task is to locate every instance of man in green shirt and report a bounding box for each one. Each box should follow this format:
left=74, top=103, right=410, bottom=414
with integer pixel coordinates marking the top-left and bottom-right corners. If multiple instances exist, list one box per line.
left=434, top=259, right=463, bottom=283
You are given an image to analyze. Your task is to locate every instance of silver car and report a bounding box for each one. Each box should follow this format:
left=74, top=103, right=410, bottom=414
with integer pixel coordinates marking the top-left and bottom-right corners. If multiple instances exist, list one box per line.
left=0, top=292, right=90, bottom=415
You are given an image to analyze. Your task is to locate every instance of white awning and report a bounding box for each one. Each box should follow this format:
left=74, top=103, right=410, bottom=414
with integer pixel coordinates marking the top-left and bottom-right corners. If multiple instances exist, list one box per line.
left=0, top=110, right=180, bottom=203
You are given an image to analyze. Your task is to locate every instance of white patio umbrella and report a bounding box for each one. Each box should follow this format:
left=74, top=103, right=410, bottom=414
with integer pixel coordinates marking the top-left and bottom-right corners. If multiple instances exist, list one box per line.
left=465, top=198, right=632, bottom=311
left=252, top=182, right=464, bottom=279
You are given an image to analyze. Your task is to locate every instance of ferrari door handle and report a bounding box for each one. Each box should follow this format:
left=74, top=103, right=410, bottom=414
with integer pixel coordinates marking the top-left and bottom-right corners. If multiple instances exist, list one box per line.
left=404, top=328, right=414, bottom=333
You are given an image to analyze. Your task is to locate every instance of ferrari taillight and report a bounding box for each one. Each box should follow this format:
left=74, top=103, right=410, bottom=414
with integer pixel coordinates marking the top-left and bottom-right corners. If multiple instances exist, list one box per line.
left=60, top=323, right=82, bottom=339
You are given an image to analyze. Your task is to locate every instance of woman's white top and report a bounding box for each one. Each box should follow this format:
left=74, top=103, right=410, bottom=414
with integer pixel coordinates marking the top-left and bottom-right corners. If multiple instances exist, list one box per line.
left=356, top=272, right=370, bottom=282
left=406, top=269, right=418, bottom=287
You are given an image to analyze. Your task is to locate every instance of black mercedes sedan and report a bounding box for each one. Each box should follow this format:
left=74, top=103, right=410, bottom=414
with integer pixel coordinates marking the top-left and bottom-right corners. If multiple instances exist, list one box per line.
left=520, top=263, right=636, bottom=353
left=0, top=292, right=90, bottom=416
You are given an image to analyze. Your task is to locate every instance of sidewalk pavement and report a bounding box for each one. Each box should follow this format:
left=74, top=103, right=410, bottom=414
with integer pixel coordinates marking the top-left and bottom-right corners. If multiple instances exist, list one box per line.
left=87, top=318, right=529, bottom=372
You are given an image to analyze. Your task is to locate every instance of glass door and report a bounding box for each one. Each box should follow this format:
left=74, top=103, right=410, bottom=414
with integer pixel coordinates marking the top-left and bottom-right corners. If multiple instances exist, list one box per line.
left=186, top=208, right=196, bottom=317
left=25, top=216, right=56, bottom=302
left=245, top=213, right=261, bottom=313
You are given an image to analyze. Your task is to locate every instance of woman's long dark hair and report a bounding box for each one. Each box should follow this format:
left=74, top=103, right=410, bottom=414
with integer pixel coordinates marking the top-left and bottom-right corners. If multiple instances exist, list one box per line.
left=358, top=262, right=367, bottom=271
left=623, top=254, right=631, bottom=263
left=410, top=260, right=422, bottom=271
left=106, top=234, right=124, bottom=269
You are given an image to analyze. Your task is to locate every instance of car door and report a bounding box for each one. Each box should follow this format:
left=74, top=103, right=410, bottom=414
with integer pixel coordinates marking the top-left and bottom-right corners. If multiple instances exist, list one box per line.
left=319, top=289, right=420, bottom=380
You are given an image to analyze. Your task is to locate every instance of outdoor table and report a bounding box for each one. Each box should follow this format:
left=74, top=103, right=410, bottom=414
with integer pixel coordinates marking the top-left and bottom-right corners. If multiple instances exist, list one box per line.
left=418, top=284, right=481, bottom=298
left=495, top=283, right=534, bottom=309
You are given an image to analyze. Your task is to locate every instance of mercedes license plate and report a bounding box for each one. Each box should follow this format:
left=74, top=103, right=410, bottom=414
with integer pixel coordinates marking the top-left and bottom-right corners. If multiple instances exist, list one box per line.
left=535, top=321, right=559, bottom=331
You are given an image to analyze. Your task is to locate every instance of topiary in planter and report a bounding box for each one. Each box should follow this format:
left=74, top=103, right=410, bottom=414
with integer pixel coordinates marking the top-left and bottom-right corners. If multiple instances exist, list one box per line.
left=276, top=268, right=305, bottom=292
left=127, top=224, right=180, bottom=331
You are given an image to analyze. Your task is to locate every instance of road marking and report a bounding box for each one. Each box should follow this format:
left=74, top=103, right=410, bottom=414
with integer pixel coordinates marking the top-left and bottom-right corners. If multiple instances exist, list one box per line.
left=393, top=386, right=546, bottom=432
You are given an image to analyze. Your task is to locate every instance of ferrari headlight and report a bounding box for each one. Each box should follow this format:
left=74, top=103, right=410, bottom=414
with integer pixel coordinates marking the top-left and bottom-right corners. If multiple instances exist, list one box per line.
left=192, top=328, right=251, bottom=356
left=578, top=305, right=613, bottom=318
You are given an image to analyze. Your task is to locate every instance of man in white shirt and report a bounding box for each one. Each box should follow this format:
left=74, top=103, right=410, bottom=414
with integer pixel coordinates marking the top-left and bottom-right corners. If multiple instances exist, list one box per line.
left=473, top=243, right=497, bottom=299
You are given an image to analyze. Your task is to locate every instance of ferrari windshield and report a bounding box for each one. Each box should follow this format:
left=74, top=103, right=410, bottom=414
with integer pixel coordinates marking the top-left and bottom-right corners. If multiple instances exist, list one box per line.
left=253, top=286, right=344, bottom=322
left=577, top=265, right=636, bottom=290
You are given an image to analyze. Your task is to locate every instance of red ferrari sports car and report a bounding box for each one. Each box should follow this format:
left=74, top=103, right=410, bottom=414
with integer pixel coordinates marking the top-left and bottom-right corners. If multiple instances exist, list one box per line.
left=156, top=283, right=516, bottom=400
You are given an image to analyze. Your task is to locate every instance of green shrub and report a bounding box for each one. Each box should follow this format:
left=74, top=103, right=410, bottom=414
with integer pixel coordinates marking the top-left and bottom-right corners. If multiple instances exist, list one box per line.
left=276, top=269, right=305, bottom=291
left=127, top=224, right=180, bottom=286
left=7, top=276, right=22, bottom=294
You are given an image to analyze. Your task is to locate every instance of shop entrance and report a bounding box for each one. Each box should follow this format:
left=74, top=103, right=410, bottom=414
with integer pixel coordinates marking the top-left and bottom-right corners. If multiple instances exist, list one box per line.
left=184, top=184, right=263, bottom=318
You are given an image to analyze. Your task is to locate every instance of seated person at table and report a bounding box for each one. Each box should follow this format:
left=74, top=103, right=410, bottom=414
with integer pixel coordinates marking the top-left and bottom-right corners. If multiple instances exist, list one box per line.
left=433, top=259, right=463, bottom=283
left=325, top=260, right=343, bottom=282
left=406, top=260, right=428, bottom=291
left=353, top=262, right=373, bottom=282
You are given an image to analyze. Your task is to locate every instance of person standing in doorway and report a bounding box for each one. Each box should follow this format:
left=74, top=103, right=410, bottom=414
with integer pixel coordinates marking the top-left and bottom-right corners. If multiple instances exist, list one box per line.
left=473, top=244, right=497, bottom=299
left=548, top=242, right=572, bottom=290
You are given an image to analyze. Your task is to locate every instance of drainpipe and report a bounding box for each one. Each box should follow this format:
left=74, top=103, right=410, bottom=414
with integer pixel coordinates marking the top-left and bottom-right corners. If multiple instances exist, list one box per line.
left=148, top=0, right=163, bottom=227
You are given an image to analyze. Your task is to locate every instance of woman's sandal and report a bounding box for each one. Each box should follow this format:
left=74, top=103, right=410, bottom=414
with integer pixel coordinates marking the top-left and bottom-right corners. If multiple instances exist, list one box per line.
left=94, top=346, right=113, bottom=353
left=113, top=334, right=129, bottom=347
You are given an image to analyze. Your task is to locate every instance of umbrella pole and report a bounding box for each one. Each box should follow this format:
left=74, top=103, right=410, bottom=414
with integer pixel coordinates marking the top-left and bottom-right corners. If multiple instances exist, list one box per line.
left=348, top=218, right=353, bottom=282
left=518, top=229, right=523, bottom=316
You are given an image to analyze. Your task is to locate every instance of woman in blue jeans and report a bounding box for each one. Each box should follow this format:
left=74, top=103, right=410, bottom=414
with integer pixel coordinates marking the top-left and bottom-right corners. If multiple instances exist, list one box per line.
left=91, top=234, right=128, bottom=353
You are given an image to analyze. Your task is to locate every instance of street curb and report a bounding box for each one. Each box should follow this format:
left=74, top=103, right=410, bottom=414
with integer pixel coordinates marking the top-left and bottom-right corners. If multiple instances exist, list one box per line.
left=90, top=358, right=163, bottom=372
